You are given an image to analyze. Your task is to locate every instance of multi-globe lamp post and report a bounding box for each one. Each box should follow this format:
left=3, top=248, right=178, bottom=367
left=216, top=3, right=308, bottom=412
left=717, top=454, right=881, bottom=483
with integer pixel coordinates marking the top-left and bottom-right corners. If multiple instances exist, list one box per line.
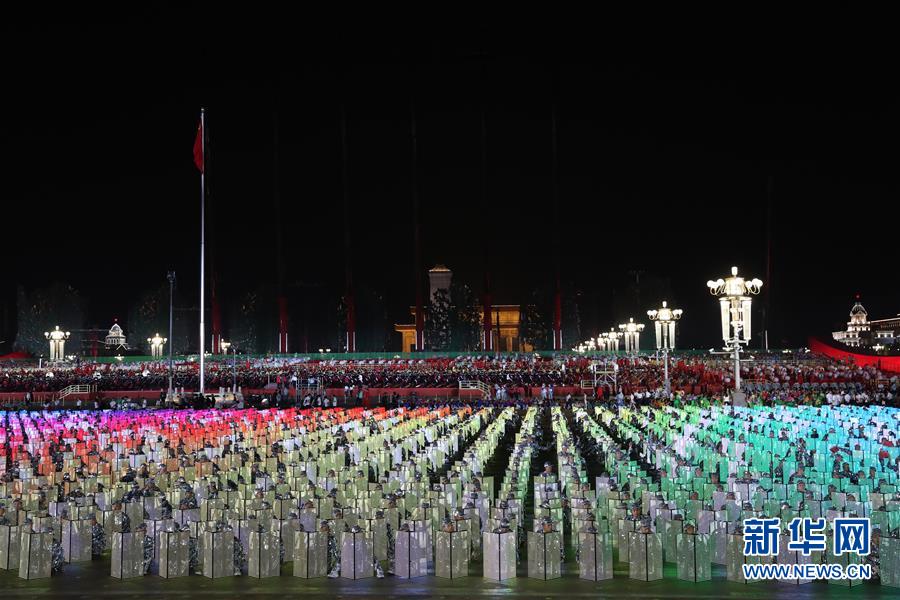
left=220, top=340, right=237, bottom=393
left=44, top=326, right=70, bottom=361
left=707, top=266, right=762, bottom=406
left=597, top=332, right=609, bottom=351
left=574, top=338, right=597, bottom=353
left=607, top=328, right=622, bottom=352
left=147, top=333, right=167, bottom=359
left=618, top=318, right=645, bottom=354
left=574, top=328, right=635, bottom=354
left=647, top=301, right=682, bottom=396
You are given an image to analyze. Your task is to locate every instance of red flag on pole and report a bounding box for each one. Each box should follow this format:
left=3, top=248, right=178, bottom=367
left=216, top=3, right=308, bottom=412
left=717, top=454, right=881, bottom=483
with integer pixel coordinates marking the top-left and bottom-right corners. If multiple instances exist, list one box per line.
left=193, top=121, right=204, bottom=172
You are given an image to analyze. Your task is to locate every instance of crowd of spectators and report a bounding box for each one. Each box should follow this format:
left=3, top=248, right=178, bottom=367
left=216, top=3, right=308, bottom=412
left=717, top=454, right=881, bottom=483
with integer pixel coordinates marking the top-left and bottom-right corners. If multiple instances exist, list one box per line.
left=0, top=353, right=896, bottom=400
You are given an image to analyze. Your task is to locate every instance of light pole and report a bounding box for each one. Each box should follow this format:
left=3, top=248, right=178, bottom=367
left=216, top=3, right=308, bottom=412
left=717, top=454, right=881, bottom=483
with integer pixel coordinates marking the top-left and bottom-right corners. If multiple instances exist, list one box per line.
left=618, top=318, right=645, bottom=354
left=607, top=328, right=622, bottom=352
left=44, top=326, right=70, bottom=361
left=647, top=301, right=682, bottom=396
left=147, top=333, right=167, bottom=359
left=167, top=271, right=176, bottom=395
left=220, top=340, right=235, bottom=393
left=707, top=266, right=762, bottom=406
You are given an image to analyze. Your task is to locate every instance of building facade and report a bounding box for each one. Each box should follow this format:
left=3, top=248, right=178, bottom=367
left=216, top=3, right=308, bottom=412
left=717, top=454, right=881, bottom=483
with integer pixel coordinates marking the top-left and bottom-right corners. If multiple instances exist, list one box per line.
left=104, top=322, right=127, bottom=350
left=395, top=265, right=532, bottom=352
left=833, top=301, right=899, bottom=349
left=395, top=304, right=530, bottom=353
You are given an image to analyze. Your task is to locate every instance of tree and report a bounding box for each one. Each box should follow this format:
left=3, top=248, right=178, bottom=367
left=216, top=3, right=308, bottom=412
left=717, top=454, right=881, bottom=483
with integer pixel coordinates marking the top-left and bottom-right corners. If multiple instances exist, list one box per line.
left=449, top=282, right=481, bottom=351
left=520, top=300, right=550, bottom=350
left=127, top=284, right=192, bottom=355
left=228, top=290, right=261, bottom=354
left=336, top=295, right=348, bottom=352
left=13, top=283, right=86, bottom=357
left=562, top=292, right=582, bottom=349
left=127, top=285, right=167, bottom=354
left=426, top=288, right=452, bottom=350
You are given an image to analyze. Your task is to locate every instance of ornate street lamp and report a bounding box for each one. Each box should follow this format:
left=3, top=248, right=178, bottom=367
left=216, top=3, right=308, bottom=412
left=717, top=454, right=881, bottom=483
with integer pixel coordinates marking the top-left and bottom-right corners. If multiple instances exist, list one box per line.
left=707, top=266, right=762, bottom=405
left=573, top=336, right=600, bottom=354
left=607, top=328, right=623, bottom=352
left=147, top=333, right=167, bottom=359
left=618, top=318, right=645, bottom=354
left=44, top=326, right=70, bottom=361
left=647, top=301, right=682, bottom=351
left=647, top=301, right=683, bottom=396
left=597, top=332, right=609, bottom=352
left=220, top=340, right=237, bottom=393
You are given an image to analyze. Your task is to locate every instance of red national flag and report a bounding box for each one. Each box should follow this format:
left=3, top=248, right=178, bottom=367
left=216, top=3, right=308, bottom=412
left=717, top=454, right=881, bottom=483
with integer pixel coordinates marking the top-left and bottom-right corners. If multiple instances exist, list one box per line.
left=193, top=120, right=204, bottom=173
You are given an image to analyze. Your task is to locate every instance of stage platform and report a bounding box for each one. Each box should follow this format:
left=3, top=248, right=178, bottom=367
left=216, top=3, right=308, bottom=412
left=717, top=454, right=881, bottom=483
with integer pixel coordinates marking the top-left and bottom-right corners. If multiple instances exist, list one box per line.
left=0, top=557, right=885, bottom=598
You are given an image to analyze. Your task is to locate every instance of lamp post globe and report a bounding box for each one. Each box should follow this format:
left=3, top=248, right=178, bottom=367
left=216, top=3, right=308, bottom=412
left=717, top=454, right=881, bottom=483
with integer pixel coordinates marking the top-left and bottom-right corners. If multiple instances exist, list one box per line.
left=647, top=301, right=682, bottom=397
left=45, top=326, right=70, bottom=361
left=617, top=318, right=645, bottom=355
left=607, top=328, right=622, bottom=352
left=707, top=266, right=762, bottom=406
left=148, top=333, right=167, bottom=359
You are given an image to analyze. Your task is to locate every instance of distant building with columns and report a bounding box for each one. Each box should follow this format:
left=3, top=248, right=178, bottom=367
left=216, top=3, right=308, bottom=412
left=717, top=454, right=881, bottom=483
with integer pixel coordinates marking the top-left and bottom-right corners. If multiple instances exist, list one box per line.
left=833, top=300, right=899, bottom=348
left=104, top=322, right=127, bottom=350
left=395, top=265, right=531, bottom=352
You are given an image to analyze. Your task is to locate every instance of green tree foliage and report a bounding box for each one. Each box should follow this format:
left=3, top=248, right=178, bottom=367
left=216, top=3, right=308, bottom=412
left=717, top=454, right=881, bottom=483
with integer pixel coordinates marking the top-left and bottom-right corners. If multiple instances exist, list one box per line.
left=336, top=295, right=348, bottom=352
left=127, top=284, right=191, bottom=355
left=228, top=290, right=261, bottom=354
left=520, top=300, right=550, bottom=350
left=449, top=282, right=482, bottom=351
left=426, top=288, right=452, bottom=350
left=127, top=285, right=166, bottom=354
left=562, top=292, right=582, bottom=349
left=14, top=283, right=85, bottom=357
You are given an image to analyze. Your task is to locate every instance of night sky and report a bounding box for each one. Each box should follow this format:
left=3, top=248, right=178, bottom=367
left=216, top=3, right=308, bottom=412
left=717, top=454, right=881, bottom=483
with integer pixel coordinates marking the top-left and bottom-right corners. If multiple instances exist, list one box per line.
left=1, top=23, right=898, bottom=353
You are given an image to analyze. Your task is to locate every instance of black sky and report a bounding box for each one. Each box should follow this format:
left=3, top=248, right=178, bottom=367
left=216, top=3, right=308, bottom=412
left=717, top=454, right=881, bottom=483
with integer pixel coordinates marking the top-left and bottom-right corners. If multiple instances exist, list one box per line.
left=1, top=22, right=898, bottom=352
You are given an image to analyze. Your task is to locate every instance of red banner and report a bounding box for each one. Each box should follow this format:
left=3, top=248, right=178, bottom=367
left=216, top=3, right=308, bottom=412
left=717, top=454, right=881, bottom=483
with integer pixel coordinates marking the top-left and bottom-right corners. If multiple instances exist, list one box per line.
left=808, top=337, right=900, bottom=373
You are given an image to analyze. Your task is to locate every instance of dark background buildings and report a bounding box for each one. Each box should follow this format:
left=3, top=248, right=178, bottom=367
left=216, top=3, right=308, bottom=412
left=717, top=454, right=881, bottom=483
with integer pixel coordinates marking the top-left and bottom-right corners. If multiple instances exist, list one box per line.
left=1, top=22, right=897, bottom=354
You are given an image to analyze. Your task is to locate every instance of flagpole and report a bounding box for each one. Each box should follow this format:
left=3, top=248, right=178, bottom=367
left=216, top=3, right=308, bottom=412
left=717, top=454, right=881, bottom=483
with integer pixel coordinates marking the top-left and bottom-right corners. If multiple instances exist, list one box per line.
left=199, top=107, right=206, bottom=396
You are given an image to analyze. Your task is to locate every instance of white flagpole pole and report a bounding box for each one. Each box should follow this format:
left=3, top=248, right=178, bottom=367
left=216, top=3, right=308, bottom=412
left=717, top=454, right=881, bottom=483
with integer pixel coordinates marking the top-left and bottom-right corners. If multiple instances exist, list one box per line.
left=199, top=107, right=206, bottom=396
